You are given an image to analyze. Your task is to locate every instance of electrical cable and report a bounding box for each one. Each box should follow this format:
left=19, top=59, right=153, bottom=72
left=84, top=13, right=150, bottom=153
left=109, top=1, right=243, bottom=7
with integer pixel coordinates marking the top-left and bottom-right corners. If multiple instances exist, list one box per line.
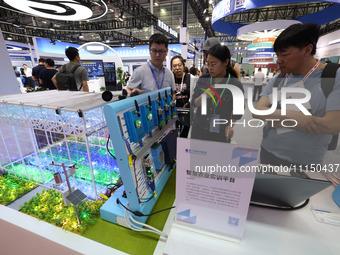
left=123, top=207, right=167, bottom=237
left=139, top=195, right=153, bottom=203
left=127, top=210, right=168, bottom=237
left=250, top=199, right=309, bottom=211
left=122, top=201, right=168, bottom=237
left=117, top=198, right=175, bottom=217
left=106, top=135, right=117, bottom=160
left=122, top=136, right=133, bottom=155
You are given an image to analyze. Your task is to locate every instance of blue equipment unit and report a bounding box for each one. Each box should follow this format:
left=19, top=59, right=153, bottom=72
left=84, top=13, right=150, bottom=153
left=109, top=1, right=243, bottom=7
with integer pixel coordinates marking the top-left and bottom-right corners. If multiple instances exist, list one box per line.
left=139, top=104, right=155, bottom=135
left=100, top=88, right=177, bottom=226
left=124, top=110, right=144, bottom=146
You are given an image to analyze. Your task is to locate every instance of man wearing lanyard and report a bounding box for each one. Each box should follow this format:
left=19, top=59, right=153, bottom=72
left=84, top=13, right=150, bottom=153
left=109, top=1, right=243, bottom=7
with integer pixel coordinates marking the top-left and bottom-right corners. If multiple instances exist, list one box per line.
left=254, top=23, right=340, bottom=167
left=126, top=33, right=176, bottom=98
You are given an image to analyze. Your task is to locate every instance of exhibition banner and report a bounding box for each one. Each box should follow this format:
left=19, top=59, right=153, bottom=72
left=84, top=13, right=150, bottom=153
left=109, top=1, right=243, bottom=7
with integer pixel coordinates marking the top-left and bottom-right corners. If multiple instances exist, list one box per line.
left=175, top=138, right=259, bottom=241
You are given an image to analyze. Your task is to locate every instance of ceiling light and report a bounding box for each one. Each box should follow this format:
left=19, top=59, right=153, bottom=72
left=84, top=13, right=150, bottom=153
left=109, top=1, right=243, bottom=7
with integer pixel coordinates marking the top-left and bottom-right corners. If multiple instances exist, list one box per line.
left=7, top=37, right=13, bottom=40
left=209, top=0, right=213, bottom=4
left=4, top=0, right=94, bottom=21
left=205, top=17, right=210, bottom=21
left=155, top=2, right=159, bottom=6
left=4, top=0, right=108, bottom=22
left=106, top=40, right=110, bottom=43
left=121, top=43, right=125, bottom=46
left=161, top=9, right=166, bottom=13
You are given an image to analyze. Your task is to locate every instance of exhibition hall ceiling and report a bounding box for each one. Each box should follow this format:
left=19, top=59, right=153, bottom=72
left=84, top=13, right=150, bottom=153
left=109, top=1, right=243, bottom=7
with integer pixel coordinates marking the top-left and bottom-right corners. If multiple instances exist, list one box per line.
left=0, top=0, right=339, bottom=49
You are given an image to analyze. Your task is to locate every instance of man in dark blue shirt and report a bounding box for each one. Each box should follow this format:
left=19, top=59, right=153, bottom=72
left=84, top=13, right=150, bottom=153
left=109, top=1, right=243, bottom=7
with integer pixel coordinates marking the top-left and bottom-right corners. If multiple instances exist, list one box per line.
left=32, top=58, right=46, bottom=83
left=39, top=59, right=58, bottom=90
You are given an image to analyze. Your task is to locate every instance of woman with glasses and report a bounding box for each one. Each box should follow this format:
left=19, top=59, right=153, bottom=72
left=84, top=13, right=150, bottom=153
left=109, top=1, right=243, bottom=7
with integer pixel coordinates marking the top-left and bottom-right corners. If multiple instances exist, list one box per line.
left=191, top=44, right=244, bottom=142
left=171, top=56, right=191, bottom=108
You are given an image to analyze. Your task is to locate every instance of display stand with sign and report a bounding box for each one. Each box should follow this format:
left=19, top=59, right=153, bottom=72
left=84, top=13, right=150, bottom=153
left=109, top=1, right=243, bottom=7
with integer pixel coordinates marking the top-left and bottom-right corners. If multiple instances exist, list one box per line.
left=164, top=138, right=259, bottom=253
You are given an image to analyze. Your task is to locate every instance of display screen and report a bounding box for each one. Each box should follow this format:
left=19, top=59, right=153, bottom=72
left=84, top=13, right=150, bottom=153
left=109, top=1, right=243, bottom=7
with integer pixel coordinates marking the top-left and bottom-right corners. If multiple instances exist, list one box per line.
left=80, top=60, right=104, bottom=77
left=103, top=62, right=118, bottom=91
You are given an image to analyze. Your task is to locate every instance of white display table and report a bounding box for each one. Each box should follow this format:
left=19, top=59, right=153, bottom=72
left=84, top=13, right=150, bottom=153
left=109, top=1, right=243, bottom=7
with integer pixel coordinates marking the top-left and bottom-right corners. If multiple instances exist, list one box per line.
left=163, top=185, right=340, bottom=255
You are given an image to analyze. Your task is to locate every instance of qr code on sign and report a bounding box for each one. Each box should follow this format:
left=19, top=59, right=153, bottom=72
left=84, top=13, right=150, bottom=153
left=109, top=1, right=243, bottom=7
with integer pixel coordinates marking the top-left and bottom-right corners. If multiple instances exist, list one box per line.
left=228, top=216, right=239, bottom=226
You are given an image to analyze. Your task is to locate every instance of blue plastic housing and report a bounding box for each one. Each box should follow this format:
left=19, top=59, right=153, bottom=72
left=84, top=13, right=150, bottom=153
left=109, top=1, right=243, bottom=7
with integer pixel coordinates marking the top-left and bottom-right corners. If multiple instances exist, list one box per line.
left=139, top=105, right=155, bottom=134
left=124, top=110, right=144, bottom=144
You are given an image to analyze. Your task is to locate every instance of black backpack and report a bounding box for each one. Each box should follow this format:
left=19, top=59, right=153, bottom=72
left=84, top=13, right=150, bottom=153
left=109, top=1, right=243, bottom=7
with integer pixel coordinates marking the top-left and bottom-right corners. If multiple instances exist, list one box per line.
left=56, top=64, right=81, bottom=91
left=273, top=63, right=340, bottom=150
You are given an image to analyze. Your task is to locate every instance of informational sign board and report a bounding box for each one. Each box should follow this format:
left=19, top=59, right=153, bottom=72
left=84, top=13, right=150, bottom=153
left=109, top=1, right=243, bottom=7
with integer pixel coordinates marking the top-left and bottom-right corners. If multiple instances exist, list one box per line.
left=80, top=60, right=104, bottom=77
left=175, top=138, right=259, bottom=241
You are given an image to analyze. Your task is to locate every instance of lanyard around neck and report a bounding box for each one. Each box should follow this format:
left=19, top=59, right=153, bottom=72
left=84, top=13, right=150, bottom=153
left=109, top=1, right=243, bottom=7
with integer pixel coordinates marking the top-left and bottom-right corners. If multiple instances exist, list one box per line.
left=148, top=62, right=165, bottom=90
left=176, top=73, right=185, bottom=93
left=210, top=73, right=230, bottom=109
left=283, top=60, right=320, bottom=87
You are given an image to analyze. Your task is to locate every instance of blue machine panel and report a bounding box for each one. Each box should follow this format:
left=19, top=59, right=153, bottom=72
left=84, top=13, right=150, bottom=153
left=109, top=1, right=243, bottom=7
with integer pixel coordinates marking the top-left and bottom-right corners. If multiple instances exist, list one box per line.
left=139, top=105, right=155, bottom=134
left=124, top=110, right=144, bottom=145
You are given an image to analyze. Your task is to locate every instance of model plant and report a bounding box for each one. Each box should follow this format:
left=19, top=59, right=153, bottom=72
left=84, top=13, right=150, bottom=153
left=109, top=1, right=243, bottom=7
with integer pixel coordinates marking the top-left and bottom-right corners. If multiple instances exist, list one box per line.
left=117, top=67, right=125, bottom=87
left=20, top=189, right=105, bottom=233
left=0, top=175, right=37, bottom=205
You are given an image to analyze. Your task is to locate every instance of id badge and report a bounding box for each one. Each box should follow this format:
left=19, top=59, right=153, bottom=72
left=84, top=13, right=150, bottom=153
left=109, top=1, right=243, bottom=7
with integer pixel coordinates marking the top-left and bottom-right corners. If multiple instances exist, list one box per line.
left=209, top=115, right=220, bottom=133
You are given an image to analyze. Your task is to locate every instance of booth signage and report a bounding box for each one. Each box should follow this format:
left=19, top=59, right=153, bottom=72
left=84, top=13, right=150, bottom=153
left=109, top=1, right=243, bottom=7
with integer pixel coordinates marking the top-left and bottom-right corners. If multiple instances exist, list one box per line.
left=10, top=55, right=31, bottom=61
left=4, top=0, right=107, bottom=21
left=212, top=0, right=340, bottom=35
left=158, top=20, right=178, bottom=38
left=247, top=54, right=273, bottom=59
left=253, top=37, right=276, bottom=44
left=249, top=58, right=274, bottom=63
left=176, top=138, right=258, bottom=240
left=254, top=64, right=279, bottom=69
left=247, top=42, right=273, bottom=50
left=256, top=48, right=275, bottom=54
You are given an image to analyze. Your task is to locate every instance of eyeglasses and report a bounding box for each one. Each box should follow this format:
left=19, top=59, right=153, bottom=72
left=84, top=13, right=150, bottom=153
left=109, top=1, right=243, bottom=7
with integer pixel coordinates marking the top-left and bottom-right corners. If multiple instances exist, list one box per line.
left=172, top=63, right=183, bottom=68
left=206, top=63, right=217, bottom=69
left=150, top=49, right=167, bottom=55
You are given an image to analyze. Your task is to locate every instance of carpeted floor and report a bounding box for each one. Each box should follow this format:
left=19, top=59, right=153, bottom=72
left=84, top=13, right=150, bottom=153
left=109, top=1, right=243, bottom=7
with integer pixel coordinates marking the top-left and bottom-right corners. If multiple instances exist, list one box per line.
left=82, top=170, right=176, bottom=255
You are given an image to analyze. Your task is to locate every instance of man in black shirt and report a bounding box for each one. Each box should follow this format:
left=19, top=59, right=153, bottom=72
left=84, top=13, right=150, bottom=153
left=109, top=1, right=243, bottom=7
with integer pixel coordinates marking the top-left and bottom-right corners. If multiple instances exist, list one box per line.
left=39, top=59, right=58, bottom=90
left=32, top=58, right=46, bottom=86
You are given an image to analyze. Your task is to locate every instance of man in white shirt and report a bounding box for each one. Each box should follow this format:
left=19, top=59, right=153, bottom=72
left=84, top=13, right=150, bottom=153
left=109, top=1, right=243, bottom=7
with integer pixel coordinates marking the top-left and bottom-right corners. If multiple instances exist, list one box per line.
left=127, top=33, right=176, bottom=99
left=253, top=68, right=265, bottom=101
left=23, top=64, right=34, bottom=88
